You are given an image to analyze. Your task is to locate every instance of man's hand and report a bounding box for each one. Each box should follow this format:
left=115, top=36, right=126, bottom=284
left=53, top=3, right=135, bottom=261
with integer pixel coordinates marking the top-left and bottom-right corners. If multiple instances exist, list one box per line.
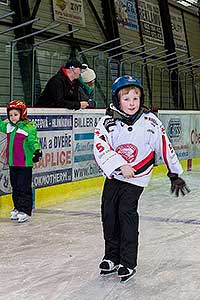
left=167, top=172, right=190, bottom=197
left=80, top=101, right=89, bottom=109
left=120, top=165, right=135, bottom=179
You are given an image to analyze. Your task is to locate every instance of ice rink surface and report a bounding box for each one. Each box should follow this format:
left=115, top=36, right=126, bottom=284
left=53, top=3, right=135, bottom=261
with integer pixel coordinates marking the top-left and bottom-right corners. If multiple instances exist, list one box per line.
left=1, top=171, right=200, bottom=300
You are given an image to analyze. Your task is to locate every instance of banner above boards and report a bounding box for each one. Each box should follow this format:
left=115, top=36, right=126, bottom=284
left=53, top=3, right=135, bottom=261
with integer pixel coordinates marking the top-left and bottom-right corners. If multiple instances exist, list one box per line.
left=114, top=0, right=139, bottom=31
left=138, top=0, right=187, bottom=51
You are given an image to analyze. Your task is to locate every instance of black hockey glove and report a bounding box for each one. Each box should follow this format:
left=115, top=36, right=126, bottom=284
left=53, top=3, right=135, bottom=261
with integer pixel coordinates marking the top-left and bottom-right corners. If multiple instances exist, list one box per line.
left=32, top=149, right=42, bottom=163
left=88, top=99, right=96, bottom=108
left=167, top=172, right=190, bottom=197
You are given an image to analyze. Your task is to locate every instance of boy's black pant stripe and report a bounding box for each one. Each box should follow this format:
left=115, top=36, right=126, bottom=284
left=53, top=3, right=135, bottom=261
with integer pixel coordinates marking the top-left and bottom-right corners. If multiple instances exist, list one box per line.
left=101, top=178, right=144, bottom=269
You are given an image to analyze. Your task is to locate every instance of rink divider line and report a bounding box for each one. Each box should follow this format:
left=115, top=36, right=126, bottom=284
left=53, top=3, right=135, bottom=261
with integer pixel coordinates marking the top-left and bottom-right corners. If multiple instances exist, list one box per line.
left=34, top=209, right=200, bottom=226
left=0, top=158, right=200, bottom=218
left=141, top=216, right=200, bottom=225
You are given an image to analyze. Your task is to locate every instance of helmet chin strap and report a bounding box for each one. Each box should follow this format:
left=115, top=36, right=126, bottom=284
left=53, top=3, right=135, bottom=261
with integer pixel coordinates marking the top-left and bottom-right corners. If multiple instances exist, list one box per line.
left=109, top=104, right=144, bottom=126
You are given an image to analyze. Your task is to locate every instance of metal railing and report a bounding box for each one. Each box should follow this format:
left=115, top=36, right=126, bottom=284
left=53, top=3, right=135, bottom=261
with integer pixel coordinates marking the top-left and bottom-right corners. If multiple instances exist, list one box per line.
left=0, top=12, right=199, bottom=109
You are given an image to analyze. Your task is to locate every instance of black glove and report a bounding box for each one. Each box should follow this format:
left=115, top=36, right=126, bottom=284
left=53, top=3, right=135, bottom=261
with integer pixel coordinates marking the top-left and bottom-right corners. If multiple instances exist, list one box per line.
left=32, top=149, right=42, bottom=163
left=167, top=172, right=190, bottom=197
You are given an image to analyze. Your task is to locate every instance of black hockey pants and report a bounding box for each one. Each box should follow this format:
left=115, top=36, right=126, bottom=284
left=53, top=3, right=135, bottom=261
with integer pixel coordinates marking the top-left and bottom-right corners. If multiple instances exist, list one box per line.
left=101, top=178, right=144, bottom=269
left=9, top=166, right=33, bottom=216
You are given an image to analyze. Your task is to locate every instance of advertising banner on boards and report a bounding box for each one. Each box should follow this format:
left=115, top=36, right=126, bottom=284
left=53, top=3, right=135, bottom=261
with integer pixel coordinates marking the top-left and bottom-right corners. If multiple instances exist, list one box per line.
left=72, top=113, right=102, bottom=181
left=0, top=108, right=199, bottom=195
left=30, top=114, right=73, bottom=189
left=0, top=109, right=104, bottom=195
left=158, top=111, right=200, bottom=163
left=0, top=111, right=74, bottom=195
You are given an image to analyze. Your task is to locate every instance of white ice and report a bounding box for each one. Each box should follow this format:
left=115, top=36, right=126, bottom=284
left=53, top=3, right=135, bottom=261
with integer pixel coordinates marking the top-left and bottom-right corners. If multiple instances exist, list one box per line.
left=0, top=171, right=200, bottom=300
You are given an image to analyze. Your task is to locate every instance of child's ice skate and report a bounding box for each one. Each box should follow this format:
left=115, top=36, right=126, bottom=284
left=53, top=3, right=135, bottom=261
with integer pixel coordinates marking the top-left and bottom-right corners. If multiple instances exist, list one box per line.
left=99, top=259, right=119, bottom=276
left=118, top=265, right=136, bottom=283
left=10, top=209, right=19, bottom=220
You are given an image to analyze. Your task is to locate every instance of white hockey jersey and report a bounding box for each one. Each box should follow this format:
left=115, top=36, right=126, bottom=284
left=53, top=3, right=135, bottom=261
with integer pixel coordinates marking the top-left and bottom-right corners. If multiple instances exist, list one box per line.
left=94, top=111, right=183, bottom=187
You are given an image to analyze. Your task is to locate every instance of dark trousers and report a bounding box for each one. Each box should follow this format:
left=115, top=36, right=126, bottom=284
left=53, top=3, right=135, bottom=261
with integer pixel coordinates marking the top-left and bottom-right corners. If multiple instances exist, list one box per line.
left=9, top=166, right=33, bottom=216
left=101, top=178, right=144, bottom=269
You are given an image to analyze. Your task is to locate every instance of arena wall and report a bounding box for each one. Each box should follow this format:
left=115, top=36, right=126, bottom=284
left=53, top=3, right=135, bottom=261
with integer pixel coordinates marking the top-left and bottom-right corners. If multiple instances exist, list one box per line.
left=0, top=107, right=199, bottom=217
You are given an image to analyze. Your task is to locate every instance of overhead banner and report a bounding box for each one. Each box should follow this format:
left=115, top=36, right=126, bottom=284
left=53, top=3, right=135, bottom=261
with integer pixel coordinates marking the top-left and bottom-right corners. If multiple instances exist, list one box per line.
left=114, top=0, right=139, bottom=31
left=138, top=0, right=163, bottom=44
left=138, top=0, right=187, bottom=51
left=170, top=9, right=187, bottom=52
left=52, top=0, right=85, bottom=27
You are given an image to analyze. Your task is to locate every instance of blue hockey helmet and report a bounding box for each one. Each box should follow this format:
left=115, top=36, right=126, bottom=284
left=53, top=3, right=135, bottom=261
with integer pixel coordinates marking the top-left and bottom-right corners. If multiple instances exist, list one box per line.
left=112, top=75, right=144, bottom=109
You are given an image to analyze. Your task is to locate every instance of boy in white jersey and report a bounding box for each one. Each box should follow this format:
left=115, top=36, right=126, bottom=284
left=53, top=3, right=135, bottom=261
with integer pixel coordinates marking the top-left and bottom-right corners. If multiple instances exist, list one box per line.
left=94, top=75, right=190, bottom=283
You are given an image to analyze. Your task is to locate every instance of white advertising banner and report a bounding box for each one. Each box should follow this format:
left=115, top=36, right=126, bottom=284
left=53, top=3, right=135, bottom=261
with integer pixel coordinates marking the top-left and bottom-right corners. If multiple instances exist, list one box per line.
left=158, top=111, right=200, bottom=162
left=138, top=0, right=163, bottom=45
left=52, top=0, right=85, bottom=27
left=0, top=108, right=105, bottom=195
left=30, top=113, right=73, bottom=188
left=72, top=112, right=103, bottom=181
left=0, top=110, right=74, bottom=194
left=138, top=0, right=187, bottom=51
left=170, top=10, right=187, bottom=52
left=114, top=0, right=139, bottom=31
left=0, top=108, right=199, bottom=195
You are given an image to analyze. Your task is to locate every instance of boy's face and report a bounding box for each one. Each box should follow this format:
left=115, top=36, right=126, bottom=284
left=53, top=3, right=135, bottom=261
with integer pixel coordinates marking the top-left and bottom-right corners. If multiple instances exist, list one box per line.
left=9, top=109, right=21, bottom=124
left=119, top=89, right=140, bottom=115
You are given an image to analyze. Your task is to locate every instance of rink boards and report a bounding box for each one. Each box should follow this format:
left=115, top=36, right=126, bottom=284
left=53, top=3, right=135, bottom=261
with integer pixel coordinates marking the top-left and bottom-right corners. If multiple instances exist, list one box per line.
left=0, top=108, right=200, bottom=217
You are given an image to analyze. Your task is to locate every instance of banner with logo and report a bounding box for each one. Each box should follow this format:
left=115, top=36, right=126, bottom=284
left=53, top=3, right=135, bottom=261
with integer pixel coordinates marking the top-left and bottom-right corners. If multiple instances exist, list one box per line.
left=72, top=113, right=102, bottom=181
left=137, top=0, right=187, bottom=51
left=114, top=0, right=139, bottom=31
left=0, top=108, right=105, bottom=195
left=0, top=108, right=199, bottom=194
left=30, top=114, right=73, bottom=189
left=170, top=9, right=187, bottom=52
left=158, top=111, right=200, bottom=162
left=52, top=0, right=85, bottom=27
left=138, top=0, right=163, bottom=44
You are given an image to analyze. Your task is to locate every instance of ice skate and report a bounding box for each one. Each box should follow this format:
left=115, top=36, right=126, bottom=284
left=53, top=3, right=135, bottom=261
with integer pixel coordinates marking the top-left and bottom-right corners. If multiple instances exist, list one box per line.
left=17, top=212, right=29, bottom=223
left=10, top=209, right=19, bottom=220
left=99, top=259, right=119, bottom=276
left=118, top=265, right=136, bottom=283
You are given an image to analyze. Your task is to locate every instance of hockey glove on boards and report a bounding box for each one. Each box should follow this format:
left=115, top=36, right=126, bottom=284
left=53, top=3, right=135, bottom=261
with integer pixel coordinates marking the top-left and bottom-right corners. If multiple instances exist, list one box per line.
left=32, top=149, right=42, bottom=163
left=167, top=172, right=190, bottom=197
